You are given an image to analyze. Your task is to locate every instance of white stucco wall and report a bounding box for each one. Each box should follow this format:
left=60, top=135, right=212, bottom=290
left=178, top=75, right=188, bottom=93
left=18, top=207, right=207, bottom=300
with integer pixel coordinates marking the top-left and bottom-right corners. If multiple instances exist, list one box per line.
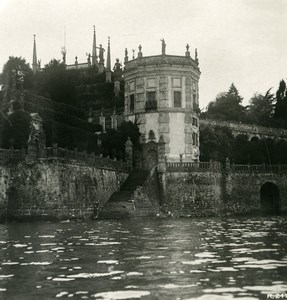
left=145, top=113, right=159, bottom=141
left=169, top=113, right=185, bottom=160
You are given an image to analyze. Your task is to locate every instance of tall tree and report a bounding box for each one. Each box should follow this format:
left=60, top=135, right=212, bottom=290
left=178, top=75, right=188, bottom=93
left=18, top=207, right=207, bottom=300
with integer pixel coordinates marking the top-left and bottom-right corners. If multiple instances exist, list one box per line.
left=246, top=89, right=275, bottom=126
left=202, top=83, right=246, bottom=122
left=0, top=56, right=33, bottom=91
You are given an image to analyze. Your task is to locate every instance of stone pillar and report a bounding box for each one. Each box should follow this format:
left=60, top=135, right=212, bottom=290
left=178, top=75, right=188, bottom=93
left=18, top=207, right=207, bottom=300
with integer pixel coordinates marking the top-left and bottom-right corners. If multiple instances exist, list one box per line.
left=125, top=137, right=133, bottom=171
left=105, top=70, right=112, bottom=83
left=52, top=143, right=58, bottom=159
left=111, top=113, right=117, bottom=129
left=225, top=157, right=230, bottom=172
left=158, top=135, right=166, bottom=205
left=100, top=113, right=105, bottom=132
left=114, top=80, right=120, bottom=97
left=27, top=140, right=37, bottom=161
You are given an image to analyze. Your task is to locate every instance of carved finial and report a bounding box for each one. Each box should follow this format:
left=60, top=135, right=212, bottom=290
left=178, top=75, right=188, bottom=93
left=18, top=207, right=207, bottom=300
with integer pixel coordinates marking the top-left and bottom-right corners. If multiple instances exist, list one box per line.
left=108, top=36, right=110, bottom=45
left=33, top=34, right=36, bottom=41
left=124, top=48, right=128, bottom=63
left=138, top=44, right=143, bottom=58
left=93, top=25, right=95, bottom=32
left=161, top=38, right=166, bottom=55
left=132, top=49, right=135, bottom=60
left=195, top=48, right=199, bottom=64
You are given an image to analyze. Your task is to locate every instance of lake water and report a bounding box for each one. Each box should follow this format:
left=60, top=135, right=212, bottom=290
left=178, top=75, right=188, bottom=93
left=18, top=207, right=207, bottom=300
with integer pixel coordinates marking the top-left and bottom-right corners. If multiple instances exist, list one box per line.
left=0, top=217, right=286, bottom=300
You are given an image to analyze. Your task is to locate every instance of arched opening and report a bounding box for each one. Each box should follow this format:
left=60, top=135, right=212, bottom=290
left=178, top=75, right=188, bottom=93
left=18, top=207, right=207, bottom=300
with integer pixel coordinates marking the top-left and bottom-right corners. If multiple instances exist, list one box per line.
left=260, top=182, right=280, bottom=215
left=146, top=149, right=158, bottom=170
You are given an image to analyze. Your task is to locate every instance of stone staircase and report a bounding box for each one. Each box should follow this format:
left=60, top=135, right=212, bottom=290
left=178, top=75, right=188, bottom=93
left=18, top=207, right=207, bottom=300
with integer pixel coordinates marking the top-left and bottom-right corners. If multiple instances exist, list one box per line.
left=97, top=169, right=159, bottom=218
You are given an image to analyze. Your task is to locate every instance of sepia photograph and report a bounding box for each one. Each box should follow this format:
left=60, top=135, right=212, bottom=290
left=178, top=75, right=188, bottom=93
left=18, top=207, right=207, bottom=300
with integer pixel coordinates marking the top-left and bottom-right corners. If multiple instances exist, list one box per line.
left=0, top=0, right=287, bottom=299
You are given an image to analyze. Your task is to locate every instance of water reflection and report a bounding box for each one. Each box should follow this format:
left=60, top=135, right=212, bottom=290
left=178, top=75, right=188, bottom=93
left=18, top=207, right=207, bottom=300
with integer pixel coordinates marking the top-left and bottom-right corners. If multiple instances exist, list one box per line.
left=0, top=217, right=286, bottom=299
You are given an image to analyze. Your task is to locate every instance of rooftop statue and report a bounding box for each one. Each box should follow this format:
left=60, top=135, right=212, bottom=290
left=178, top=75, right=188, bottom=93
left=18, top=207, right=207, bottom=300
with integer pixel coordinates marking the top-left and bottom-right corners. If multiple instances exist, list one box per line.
left=161, top=38, right=166, bottom=55
left=113, top=58, right=122, bottom=79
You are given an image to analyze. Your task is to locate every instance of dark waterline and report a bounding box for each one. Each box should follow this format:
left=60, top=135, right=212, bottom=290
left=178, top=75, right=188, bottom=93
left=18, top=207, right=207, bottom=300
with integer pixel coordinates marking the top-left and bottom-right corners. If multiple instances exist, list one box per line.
left=0, top=216, right=286, bottom=299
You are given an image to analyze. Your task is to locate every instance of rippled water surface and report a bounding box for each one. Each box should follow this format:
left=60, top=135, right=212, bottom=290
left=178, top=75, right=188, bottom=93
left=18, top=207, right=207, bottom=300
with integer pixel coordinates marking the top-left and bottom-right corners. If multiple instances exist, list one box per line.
left=0, top=217, right=287, bottom=299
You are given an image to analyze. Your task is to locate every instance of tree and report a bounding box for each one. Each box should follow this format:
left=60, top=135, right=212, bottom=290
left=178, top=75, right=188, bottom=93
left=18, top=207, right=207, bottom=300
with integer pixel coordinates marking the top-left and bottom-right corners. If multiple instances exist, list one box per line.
left=1, top=110, right=31, bottom=149
left=100, top=121, right=140, bottom=159
left=0, top=56, right=33, bottom=91
left=199, top=126, right=234, bottom=162
left=246, top=89, right=275, bottom=126
left=34, top=59, right=79, bottom=105
left=202, top=83, right=246, bottom=122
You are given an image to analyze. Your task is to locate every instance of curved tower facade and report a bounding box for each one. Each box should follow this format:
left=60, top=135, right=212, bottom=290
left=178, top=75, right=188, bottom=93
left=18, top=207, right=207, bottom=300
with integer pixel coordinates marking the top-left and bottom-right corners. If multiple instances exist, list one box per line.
left=124, top=44, right=201, bottom=162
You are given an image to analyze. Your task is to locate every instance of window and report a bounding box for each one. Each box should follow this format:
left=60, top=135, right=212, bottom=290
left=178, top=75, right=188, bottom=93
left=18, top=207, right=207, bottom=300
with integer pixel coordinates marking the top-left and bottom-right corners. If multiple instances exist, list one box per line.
left=174, top=91, right=182, bottom=108
left=129, top=94, right=135, bottom=112
left=192, top=117, right=198, bottom=127
left=192, top=132, right=198, bottom=146
left=147, top=91, right=156, bottom=102
left=146, top=91, right=157, bottom=111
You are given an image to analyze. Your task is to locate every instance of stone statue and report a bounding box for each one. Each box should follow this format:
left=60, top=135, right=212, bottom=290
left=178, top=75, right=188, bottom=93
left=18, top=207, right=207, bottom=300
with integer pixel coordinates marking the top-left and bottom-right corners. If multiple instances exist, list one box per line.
left=28, top=113, right=46, bottom=151
left=185, top=44, right=190, bottom=57
left=99, top=45, right=105, bottom=63
left=87, top=53, right=91, bottom=64
left=161, top=38, right=166, bottom=55
left=139, top=44, right=142, bottom=52
left=113, top=58, right=122, bottom=79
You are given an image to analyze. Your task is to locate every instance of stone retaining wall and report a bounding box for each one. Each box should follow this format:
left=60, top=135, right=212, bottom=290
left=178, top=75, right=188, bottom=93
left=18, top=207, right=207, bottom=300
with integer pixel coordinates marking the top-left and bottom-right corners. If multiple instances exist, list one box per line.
left=0, top=160, right=128, bottom=221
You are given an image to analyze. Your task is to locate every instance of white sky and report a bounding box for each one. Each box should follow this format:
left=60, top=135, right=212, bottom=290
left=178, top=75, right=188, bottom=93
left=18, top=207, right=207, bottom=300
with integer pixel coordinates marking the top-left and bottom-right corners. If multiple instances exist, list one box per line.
left=1, top=0, right=287, bottom=109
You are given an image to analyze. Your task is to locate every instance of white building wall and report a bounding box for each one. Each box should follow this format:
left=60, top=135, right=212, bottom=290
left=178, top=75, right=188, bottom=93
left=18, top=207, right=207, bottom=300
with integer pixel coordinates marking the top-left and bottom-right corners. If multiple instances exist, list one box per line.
left=145, top=113, right=159, bottom=141
left=169, top=113, right=185, bottom=160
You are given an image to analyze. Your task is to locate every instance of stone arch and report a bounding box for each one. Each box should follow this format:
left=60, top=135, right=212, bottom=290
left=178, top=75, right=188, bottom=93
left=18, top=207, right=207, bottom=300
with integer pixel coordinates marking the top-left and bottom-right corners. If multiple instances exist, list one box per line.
left=250, top=136, right=260, bottom=142
left=142, top=141, right=158, bottom=170
left=260, top=182, right=280, bottom=215
left=146, top=149, right=158, bottom=170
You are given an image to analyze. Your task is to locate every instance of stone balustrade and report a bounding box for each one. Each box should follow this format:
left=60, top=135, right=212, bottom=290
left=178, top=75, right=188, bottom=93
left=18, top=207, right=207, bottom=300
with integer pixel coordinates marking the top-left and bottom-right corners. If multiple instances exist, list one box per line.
left=0, top=146, right=128, bottom=171
left=200, top=118, right=287, bottom=140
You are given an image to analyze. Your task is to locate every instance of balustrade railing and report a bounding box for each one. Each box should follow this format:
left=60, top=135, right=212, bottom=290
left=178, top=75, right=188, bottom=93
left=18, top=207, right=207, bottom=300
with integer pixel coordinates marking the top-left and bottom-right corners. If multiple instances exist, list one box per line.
left=0, top=148, right=26, bottom=163
left=167, top=161, right=222, bottom=171
left=0, top=146, right=128, bottom=171
left=230, top=164, right=287, bottom=173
